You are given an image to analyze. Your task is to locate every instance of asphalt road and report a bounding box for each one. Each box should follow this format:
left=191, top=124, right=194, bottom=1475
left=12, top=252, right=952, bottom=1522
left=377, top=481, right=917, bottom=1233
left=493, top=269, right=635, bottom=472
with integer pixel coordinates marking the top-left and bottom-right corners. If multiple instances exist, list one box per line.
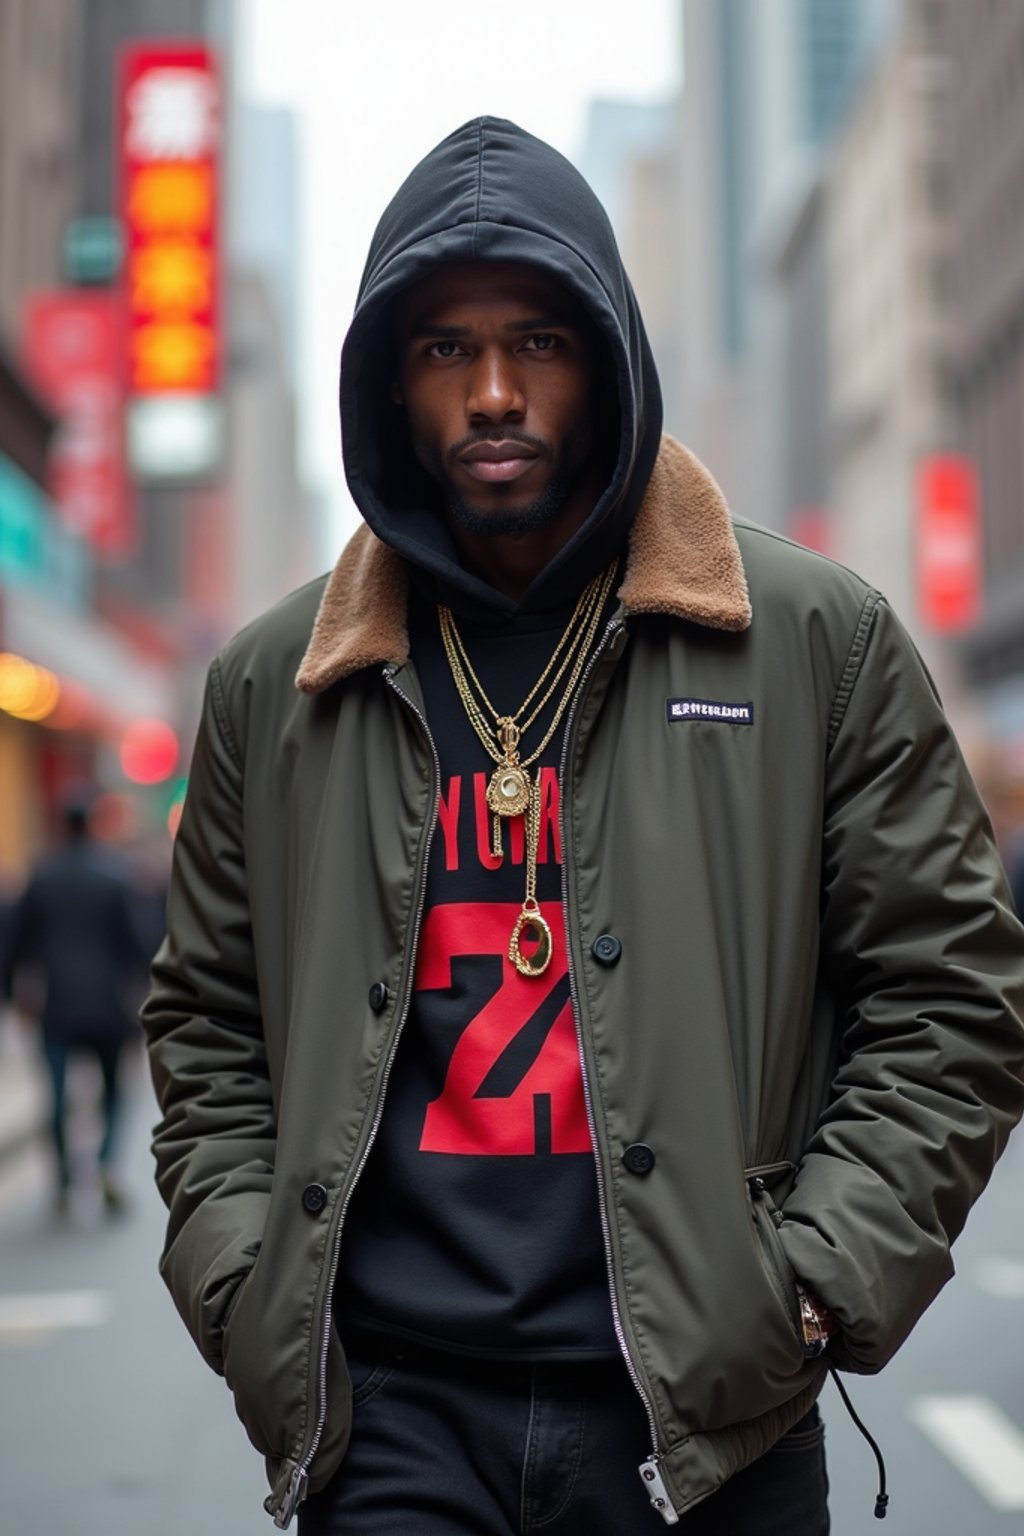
left=0, top=1050, right=1021, bottom=1535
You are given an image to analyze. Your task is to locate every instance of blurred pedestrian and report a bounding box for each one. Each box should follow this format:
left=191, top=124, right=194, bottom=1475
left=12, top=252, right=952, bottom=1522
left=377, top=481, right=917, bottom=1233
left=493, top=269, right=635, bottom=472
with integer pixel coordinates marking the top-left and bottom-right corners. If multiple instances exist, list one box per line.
left=127, top=834, right=172, bottom=967
left=144, top=119, right=1024, bottom=1532
left=2, top=790, right=147, bottom=1216
left=0, top=879, right=16, bottom=979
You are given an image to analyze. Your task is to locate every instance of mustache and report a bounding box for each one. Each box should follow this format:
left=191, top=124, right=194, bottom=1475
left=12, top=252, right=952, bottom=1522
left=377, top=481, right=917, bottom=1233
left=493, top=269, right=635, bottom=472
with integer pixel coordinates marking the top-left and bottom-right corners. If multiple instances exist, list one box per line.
left=446, top=428, right=552, bottom=466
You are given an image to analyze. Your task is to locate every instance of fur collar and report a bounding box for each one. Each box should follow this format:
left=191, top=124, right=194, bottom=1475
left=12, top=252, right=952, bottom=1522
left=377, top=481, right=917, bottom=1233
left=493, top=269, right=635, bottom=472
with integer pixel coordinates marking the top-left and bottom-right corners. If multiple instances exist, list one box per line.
left=296, top=435, right=751, bottom=694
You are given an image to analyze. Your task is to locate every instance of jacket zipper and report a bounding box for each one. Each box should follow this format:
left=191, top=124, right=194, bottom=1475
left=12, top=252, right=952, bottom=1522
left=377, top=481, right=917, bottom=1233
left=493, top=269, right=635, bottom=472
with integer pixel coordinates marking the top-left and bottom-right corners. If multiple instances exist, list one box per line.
left=274, top=665, right=441, bottom=1529
left=558, top=616, right=679, bottom=1527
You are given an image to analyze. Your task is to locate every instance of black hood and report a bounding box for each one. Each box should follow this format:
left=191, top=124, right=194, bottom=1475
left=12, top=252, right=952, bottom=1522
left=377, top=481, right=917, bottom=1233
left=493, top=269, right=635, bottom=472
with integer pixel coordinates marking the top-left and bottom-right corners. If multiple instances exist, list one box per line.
left=340, top=116, right=663, bottom=617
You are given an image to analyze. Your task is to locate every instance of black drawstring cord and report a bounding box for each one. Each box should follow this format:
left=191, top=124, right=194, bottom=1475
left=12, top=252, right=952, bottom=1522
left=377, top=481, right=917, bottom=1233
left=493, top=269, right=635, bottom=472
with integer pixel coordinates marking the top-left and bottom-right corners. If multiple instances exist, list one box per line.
left=829, top=1366, right=890, bottom=1518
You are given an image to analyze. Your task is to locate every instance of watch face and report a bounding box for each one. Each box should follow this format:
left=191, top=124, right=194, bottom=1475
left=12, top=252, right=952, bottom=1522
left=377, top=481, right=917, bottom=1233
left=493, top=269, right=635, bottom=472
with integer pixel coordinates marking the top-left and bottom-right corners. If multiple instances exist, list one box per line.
left=796, top=1283, right=832, bottom=1356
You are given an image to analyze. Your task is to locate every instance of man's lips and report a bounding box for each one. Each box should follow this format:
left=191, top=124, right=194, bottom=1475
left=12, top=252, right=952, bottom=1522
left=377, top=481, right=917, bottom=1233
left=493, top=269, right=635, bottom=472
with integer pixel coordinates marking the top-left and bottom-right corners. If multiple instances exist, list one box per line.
left=457, top=441, right=540, bottom=484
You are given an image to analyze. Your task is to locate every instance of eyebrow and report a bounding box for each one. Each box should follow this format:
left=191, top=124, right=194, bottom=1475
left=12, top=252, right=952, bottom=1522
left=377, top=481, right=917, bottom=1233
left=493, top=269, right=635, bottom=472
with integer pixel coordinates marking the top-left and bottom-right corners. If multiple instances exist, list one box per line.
left=405, top=314, right=575, bottom=341
left=406, top=322, right=471, bottom=340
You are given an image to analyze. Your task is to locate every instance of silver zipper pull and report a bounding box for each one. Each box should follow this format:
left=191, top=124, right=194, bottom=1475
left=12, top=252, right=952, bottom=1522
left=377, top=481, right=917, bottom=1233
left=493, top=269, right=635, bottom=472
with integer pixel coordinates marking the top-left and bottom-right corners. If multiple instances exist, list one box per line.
left=638, top=1456, right=679, bottom=1524
left=273, top=1466, right=308, bottom=1529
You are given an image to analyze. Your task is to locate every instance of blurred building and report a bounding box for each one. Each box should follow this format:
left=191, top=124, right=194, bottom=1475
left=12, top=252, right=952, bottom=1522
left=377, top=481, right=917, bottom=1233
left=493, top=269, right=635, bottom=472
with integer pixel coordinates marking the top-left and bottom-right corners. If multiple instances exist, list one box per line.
left=76, top=0, right=209, bottom=218
left=222, top=267, right=312, bottom=630
left=0, top=1, right=81, bottom=342
left=676, top=0, right=882, bottom=524
left=234, top=104, right=301, bottom=392
left=674, top=0, right=1024, bottom=768
left=825, top=0, right=955, bottom=681
left=228, top=102, right=315, bottom=630
left=946, top=0, right=1024, bottom=783
left=578, top=100, right=681, bottom=426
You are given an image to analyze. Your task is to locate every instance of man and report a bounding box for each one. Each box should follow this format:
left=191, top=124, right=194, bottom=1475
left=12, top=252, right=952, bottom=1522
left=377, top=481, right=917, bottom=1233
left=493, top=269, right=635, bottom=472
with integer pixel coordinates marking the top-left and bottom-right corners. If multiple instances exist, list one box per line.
left=143, top=119, right=1024, bottom=1532
left=5, top=792, right=145, bottom=1214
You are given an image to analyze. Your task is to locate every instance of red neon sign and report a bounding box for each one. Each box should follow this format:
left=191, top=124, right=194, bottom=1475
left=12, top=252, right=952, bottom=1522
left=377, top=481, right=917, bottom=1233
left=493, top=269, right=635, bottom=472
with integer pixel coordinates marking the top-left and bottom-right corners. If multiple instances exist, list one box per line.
left=21, top=290, right=135, bottom=556
left=916, top=455, right=982, bottom=634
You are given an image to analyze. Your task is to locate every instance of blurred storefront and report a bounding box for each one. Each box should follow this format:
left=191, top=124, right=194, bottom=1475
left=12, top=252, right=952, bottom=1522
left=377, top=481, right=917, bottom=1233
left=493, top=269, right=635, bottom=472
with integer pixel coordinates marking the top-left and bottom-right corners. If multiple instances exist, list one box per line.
left=0, top=349, right=176, bottom=880
left=0, top=350, right=58, bottom=874
left=0, top=2, right=206, bottom=880
left=0, top=0, right=315, bottom=883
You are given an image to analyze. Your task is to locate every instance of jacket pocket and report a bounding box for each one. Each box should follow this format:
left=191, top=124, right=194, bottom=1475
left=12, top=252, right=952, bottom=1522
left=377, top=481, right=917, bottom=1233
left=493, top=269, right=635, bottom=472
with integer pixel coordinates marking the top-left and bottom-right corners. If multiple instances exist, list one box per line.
left=220, top=1249, right=259, bottom=1339
left=221, top=1246, right=293, bottom=1461
left=748, top=1176, right=804, bottom=1351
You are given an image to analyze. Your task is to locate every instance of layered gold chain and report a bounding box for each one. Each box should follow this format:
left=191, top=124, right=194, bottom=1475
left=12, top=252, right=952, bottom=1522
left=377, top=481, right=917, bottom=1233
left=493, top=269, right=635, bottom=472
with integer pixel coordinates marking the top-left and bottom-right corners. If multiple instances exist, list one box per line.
left=438, top=559, right=618, bottom=976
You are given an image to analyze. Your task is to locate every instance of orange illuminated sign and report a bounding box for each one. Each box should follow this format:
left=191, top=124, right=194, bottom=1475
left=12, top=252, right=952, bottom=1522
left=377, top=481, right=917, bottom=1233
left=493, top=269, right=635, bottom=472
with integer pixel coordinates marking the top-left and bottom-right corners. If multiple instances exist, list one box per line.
left=119, top=44, right=221, bottom=399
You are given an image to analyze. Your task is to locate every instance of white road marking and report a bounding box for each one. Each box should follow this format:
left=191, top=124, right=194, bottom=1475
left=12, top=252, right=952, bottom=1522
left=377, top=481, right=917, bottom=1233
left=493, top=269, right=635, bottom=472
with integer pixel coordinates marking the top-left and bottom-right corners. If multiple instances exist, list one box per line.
left=973, top=1256, right=1024, bottom=1299
left=910, top=1395, right=1024, bottom=1510
left=0, top=1290, right=112, bottom=1336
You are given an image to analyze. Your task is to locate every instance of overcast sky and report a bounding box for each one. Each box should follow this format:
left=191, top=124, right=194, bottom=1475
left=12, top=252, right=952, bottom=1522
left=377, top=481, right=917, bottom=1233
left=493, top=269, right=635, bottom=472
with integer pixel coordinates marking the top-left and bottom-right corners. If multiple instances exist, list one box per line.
left=240, top=0, right=681, bottom=551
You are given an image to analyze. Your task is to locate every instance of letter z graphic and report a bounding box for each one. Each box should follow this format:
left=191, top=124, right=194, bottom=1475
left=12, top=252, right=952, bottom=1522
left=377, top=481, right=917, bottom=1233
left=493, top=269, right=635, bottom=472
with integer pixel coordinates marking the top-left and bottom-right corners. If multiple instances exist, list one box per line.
left=417, top=902, right=590, bottom=1156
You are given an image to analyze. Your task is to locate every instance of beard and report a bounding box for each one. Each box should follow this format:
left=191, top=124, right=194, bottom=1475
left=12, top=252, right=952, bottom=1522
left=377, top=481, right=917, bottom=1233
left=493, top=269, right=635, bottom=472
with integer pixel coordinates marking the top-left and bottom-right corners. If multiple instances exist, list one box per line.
left=445, top=463, right=576, bottom=538
left=416, top=426, right=594, bottom=540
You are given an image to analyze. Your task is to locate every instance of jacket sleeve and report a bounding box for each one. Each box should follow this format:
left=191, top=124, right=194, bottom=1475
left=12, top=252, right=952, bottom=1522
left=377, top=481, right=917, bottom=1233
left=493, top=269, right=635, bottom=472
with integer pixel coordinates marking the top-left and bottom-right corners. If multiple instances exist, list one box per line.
left=779, top=594, right=1024, bottom=1373
left=142, top=655, right=275, bottom=1375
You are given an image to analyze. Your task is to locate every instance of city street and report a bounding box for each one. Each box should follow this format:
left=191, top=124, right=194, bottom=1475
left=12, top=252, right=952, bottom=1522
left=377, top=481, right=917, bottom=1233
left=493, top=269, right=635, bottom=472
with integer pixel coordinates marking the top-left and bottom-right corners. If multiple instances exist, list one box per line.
left=0, top=1043, right=1022, bottom=1535
left=3, top=3, right=1024, bottom=1533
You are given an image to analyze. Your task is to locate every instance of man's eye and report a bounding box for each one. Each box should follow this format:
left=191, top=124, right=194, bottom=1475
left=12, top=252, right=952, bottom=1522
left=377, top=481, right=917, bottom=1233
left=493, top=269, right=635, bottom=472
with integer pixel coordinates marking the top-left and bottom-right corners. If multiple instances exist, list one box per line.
left=523, top=333, right=559, bottom=352
left=428, top=341, right=462, bottom=359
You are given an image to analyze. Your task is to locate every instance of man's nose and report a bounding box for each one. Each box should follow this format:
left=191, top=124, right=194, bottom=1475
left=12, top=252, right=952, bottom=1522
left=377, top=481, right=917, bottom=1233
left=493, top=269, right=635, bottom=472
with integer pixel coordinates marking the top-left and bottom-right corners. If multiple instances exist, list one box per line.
left=466, top=349, right=525, bottom=422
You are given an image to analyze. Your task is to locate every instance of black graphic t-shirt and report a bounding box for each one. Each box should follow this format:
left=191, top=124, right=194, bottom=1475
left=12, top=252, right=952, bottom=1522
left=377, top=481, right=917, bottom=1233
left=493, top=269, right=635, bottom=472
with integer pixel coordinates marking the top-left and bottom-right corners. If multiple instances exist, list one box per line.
left=338, top=593, right=618, bottom=1359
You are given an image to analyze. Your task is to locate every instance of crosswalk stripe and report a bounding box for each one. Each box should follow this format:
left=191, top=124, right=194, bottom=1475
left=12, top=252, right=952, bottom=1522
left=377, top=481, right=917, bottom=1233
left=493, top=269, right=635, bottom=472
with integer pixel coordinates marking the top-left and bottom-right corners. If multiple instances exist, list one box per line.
left=910, top=1395, right=1024, bottom=1510
left=0, top=1291, right=111, bottom=1333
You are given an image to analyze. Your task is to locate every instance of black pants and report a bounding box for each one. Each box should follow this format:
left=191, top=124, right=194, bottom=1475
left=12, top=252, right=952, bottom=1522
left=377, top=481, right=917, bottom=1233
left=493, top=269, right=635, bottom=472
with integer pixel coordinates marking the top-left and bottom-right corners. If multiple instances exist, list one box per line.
left=41, top=1033, right=125, bottom=1190
left=300, top=1336, right=829, bottom=1535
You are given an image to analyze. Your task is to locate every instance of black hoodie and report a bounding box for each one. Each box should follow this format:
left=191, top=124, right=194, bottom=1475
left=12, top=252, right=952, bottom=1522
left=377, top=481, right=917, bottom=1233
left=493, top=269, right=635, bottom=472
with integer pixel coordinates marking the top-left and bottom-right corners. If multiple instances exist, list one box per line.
left=339, top=115, right=663, bottom=616
left=337, top=119, right=662, bottom=1359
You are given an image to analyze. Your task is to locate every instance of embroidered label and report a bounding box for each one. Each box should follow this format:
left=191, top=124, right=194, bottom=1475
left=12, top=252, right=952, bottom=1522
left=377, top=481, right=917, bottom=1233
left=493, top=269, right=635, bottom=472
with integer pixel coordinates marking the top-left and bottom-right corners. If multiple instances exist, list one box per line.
left=667, top=697, right=754, bottom=724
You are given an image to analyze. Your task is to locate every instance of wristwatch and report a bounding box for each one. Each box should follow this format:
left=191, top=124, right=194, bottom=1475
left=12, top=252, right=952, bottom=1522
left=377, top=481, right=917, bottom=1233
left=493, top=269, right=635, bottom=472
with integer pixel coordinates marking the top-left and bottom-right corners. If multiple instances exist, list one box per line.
left=795, top=1282, right=834, bottom=1357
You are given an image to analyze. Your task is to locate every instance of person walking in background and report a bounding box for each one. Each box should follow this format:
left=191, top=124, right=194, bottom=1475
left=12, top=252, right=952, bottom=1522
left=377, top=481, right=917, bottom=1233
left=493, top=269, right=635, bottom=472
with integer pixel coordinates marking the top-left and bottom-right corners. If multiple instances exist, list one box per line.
left=144, top=119, right=1024, bottom=1531
left=3, top=791, right=147, bottom=1216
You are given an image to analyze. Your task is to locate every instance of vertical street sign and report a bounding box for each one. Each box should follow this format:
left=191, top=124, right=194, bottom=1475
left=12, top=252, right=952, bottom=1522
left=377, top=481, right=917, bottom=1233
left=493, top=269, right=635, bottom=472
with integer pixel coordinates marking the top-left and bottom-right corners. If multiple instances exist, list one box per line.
left=21, top=290, right=135, bottom=557
left=118, top=42, right=223, bottom=480
left=916, top=455, right=982, bottom=634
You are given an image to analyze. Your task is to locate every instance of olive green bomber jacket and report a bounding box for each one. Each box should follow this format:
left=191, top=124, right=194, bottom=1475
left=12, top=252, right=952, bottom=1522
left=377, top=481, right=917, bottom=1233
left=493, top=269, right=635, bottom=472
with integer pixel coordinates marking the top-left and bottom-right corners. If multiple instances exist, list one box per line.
left=143, top=436, right=1024, bottom=1527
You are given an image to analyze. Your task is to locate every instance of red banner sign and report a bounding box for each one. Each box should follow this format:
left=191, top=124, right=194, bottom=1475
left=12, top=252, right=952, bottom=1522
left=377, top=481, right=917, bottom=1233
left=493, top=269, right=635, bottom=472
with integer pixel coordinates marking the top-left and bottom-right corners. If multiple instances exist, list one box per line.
left=21, top=290, right=135, bottom=556
left=916, top=455, right=981, bottom=633
left=119, top=42, right=221, bottom=398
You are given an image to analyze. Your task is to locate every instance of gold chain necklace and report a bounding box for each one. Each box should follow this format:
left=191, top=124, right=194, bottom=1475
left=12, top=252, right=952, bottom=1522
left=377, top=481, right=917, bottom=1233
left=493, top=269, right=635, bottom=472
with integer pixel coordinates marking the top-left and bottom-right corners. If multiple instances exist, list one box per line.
left=438, top=560, right=618, bottom=977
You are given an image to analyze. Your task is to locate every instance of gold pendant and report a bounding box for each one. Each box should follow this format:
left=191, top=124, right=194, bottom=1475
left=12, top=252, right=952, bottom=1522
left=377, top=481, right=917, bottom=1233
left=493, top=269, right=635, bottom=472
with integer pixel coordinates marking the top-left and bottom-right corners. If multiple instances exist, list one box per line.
left=509, top=899, right=552, bottom=977
left=486, top=763, right=531, bottom=818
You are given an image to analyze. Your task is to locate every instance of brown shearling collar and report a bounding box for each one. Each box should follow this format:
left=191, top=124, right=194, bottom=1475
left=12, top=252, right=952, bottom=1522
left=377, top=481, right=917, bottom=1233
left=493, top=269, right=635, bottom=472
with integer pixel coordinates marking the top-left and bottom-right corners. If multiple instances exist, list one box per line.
left=295, top=435, right=751, bottom=694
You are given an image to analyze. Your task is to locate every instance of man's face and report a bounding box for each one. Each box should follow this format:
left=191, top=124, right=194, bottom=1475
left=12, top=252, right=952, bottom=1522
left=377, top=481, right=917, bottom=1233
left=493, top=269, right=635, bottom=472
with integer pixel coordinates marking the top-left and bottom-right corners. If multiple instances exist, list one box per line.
left=392, top=262, right=603, bottom=539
